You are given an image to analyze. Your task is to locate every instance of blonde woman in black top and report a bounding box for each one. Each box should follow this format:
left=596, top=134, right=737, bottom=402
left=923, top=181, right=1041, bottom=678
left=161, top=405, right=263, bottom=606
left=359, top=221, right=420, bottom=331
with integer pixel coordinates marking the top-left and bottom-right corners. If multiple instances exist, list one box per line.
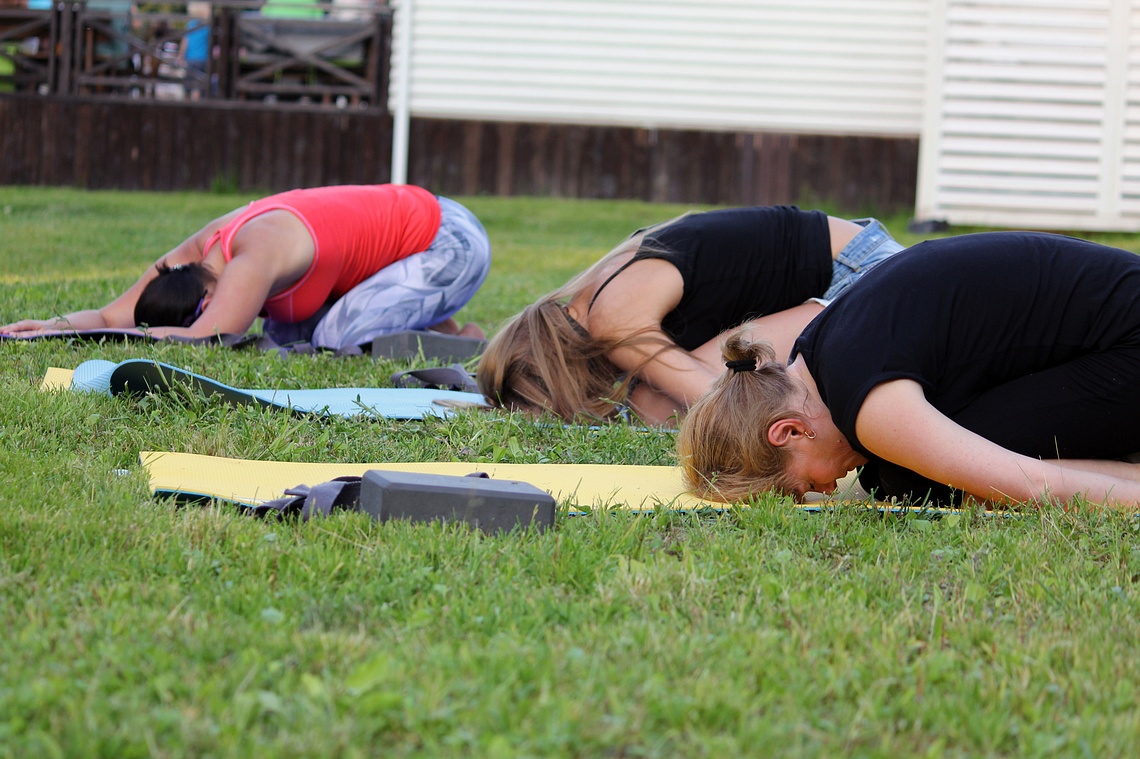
left=680, top=231, right=1140, bottom=508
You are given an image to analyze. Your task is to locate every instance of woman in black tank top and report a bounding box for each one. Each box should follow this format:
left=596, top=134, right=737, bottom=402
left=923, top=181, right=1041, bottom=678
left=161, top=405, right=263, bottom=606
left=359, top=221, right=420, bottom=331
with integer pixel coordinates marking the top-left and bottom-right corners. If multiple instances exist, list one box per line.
left=476, top=206, right=906, bottom=425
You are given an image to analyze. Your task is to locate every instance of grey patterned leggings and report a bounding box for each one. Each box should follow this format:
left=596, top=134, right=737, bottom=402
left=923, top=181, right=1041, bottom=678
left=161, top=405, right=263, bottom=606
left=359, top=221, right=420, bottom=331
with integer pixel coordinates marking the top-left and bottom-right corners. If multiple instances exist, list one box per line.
left=263, top=196, right=492, bottom=350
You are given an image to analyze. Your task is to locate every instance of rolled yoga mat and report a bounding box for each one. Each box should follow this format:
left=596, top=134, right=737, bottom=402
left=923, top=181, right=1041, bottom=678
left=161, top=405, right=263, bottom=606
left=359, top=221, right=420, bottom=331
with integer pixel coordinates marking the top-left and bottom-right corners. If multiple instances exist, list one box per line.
left=43, top=359, right=489, bottom=420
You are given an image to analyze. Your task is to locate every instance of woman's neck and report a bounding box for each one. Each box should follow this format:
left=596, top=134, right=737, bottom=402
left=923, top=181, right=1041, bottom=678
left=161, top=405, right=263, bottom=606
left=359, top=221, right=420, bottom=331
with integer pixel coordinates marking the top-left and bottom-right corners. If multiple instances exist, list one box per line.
left=573, top=248, right=642, bottom=322
left=786, top=356, right=828, bottom=422
left=198, top=251, right=225, bottom=280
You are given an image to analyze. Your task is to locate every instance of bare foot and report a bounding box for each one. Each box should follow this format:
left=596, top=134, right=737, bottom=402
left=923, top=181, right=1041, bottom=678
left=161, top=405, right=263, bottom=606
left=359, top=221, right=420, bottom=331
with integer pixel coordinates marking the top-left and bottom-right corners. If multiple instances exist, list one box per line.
left=426, top=317, right=460, bottom=335
left=456, top=322, right=485, bottom=339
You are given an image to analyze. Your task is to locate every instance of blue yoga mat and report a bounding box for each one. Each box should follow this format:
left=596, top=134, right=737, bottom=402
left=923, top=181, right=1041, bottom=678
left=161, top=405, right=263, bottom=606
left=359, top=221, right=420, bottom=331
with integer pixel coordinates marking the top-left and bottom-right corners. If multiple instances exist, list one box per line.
left=68, top=359, right=488, bottom=420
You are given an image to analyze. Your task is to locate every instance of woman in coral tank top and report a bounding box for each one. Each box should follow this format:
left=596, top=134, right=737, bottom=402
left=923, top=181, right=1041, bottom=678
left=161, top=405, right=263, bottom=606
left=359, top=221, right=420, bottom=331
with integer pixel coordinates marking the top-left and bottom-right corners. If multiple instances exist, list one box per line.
left=1, top=184, right=491, bottom=350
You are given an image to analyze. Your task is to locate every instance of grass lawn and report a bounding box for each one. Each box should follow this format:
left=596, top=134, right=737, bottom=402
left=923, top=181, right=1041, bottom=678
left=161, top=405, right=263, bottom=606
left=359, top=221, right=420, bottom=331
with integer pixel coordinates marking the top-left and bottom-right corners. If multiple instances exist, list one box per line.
left=3, top=186, right=1140, bottom=757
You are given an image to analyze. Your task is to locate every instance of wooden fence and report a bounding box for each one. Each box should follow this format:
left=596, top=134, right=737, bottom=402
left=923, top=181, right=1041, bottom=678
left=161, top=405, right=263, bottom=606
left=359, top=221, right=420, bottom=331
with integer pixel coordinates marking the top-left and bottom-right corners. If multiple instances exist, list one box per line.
left=0, top=94, right=390, bottom=190
left=0, top=93, right=918, bottom=211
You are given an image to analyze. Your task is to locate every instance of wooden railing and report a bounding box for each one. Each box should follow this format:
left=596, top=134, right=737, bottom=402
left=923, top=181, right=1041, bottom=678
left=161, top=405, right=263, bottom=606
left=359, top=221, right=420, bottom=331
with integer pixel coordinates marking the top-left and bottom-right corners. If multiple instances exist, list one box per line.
left=0, top=4, right=59, bottom=93
left=0, top=1, right=390, bottom=107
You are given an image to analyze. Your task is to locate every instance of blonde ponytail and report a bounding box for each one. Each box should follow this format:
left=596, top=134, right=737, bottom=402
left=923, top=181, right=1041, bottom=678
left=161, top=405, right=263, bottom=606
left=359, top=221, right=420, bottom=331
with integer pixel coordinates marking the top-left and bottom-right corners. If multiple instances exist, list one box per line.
left=677, top=331, right=801, bottom=502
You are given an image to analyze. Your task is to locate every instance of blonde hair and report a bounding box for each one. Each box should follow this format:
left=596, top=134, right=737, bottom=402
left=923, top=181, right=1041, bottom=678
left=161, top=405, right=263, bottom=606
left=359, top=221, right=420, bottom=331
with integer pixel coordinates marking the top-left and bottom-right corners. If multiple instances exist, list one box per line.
left=477, top=214, right=693, bottom=422
left=475, top=298, right=625, bottom=420
left=676, top=331, right=803, bottom=502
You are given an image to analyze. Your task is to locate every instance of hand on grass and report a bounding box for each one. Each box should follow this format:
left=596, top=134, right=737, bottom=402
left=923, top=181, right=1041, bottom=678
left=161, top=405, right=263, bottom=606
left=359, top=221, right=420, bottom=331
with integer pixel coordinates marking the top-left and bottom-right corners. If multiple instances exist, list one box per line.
left=0, top=318, right=70, bottom=336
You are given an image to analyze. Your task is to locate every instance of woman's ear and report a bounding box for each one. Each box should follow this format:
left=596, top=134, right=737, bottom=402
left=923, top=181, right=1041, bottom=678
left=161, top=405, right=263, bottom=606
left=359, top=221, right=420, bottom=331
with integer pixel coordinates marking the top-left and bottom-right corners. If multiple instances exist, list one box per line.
left=767, top=418, right=809, bottom=448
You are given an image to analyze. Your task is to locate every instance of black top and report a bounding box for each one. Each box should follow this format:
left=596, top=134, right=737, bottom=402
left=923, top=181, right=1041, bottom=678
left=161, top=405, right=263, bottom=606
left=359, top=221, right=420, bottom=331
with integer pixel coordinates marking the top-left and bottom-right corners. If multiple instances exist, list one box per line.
left=792, top=231, right=1140, bottom=460
left=591, top=206, right=832, bottom=351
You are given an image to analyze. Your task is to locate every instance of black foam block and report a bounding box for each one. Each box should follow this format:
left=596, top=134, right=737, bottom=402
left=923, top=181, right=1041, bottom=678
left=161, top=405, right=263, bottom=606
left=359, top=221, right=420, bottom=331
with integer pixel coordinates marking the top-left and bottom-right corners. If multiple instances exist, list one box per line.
left=370, top=331, right=487, bottom=362
left=359, top=470, right=556, bottom=534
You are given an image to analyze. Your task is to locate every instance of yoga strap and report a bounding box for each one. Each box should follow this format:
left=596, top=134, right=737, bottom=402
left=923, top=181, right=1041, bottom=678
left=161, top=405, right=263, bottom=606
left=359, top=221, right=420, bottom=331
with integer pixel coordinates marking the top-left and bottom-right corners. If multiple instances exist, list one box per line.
left=248, top=476, right=363, bottom=521
left=389, top=364, right=479, bottom=393
left=243, top=472, right=491, bottom=522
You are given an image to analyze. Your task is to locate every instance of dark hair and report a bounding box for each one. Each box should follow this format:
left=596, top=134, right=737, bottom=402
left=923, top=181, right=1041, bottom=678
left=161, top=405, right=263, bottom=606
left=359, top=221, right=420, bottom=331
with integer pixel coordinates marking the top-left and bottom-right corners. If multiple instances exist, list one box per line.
left=134, top=262, right=215, bottom=328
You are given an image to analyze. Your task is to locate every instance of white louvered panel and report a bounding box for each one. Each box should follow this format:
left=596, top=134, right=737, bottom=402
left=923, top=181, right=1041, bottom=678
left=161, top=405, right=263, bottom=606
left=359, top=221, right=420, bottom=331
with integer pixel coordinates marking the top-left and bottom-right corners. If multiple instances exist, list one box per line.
left=1116, top=5, right=1140, bottom=219
left=939, top=172, right=1101, bottom=194
left=938, top=134, right=1105, bottom=159
left=938, top=154, right=1100, bottom=176
left=942, top=62, right=1106, bottom=85
left=410, top=67, right=924, bottom=100
left=939, top=116, right=1104, bottom=141
left=941, top=100, right=1106, bottom=123
left=389, top=100, right=922, bottom=134
left=391, top=0, right=931, bottom=136
left=934, top=191, right=1100, bottom=213
left=411, top=43, right=922, bottom=82
left=916, top=0, right=1140, bottom=232
left=404, top=81, right=923, bottom=131
left=942, top=80, right=1105, bottom=104
left=945, top=25, right=1108, bottom=48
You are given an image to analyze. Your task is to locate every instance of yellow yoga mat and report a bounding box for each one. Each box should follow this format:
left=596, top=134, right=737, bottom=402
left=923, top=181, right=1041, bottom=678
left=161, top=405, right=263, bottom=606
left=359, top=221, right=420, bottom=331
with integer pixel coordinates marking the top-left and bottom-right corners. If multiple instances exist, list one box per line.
left=140, top=451, right=719, bottom=512
left=41, top=367, right=74, bottom=392
left=139, top=452, right=884, bottom=513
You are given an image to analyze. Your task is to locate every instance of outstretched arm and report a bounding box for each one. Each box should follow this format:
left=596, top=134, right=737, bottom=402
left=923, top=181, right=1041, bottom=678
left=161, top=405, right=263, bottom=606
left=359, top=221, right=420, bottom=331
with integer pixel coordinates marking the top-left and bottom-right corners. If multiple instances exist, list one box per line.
left=1, top=208, right=242, bottom=335
left=855, top=379, right=1140, bottom=507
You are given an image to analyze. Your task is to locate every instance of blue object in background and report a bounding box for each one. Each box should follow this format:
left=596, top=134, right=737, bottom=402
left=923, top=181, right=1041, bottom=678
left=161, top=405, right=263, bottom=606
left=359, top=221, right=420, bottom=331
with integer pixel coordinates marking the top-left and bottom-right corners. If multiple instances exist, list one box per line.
left=183, top=19, right=209, bottom=69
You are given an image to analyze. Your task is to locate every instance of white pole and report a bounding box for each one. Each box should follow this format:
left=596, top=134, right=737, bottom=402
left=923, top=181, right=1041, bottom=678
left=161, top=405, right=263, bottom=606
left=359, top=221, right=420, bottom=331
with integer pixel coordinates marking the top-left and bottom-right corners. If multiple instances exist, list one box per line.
left=390, top=0, right=414, bottom=185
left=913, top=0, right=946, bottom=224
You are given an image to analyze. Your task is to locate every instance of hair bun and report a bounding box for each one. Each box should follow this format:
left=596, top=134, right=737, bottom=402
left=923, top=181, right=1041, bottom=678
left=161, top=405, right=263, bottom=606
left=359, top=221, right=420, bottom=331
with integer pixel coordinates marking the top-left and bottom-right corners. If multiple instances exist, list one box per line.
left=721, top=329, right=778, bottom=367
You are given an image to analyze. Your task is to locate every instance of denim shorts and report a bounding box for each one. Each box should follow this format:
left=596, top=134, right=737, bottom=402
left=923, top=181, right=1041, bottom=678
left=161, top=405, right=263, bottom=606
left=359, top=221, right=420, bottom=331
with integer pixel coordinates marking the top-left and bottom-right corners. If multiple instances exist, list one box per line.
left=822, top=218, right=906, bottom=301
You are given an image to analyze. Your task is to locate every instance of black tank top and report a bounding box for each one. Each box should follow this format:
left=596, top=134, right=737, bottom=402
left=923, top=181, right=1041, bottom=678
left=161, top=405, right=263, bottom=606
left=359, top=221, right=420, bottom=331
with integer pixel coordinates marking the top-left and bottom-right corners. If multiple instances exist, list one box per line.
left=589, top=206, right=831, bottom=350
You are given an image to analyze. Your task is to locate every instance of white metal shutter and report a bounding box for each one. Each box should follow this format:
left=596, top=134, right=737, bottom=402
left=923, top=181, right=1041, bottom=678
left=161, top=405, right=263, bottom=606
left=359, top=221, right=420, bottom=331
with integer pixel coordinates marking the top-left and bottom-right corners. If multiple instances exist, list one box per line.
left=390, top=0, right=930, bottom=137
left=917, top=0, right=1140, bottom=231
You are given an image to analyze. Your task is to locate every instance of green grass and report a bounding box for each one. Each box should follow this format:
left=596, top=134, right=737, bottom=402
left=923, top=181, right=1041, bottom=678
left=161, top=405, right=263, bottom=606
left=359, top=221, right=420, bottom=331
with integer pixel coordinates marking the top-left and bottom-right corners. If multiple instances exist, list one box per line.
left=3, top=186, right=1140, bottom=757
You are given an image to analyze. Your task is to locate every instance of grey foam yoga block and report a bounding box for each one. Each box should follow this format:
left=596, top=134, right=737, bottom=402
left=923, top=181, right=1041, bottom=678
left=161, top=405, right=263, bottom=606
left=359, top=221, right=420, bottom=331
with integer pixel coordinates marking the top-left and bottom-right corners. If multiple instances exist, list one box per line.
left=370, top=330, right=486, bottom=362
left=359, top=470, right=556, bottom=534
